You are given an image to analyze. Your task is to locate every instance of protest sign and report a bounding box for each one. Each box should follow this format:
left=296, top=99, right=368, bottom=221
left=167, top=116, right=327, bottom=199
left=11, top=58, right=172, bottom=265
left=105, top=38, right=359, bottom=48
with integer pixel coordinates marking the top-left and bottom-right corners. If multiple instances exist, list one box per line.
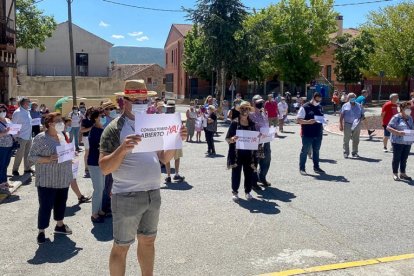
left=7, top=123, right=22, bottom=135
left=133, top=113, right=183, bottom=153
left=236, top=130, right=260, bottom=150
left=72, top=160, right=79, bottom=179
left=314, top=115, right=327, bottom=125
left=351, top=119, right=360, bottom=131
left=403, top=130, right=414, bottom=142
left=56, top=143, right=75, bottom=163
left=31, top=118, right=41, bottom=126
left=259, top=127, right=276, bottom=144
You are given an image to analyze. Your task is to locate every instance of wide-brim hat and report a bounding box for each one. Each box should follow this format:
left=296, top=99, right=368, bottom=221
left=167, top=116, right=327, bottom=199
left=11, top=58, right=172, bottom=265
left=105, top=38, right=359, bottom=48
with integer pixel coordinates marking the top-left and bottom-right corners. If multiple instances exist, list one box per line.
left=239, top=101, right=254, bottom=112
left=115, top=79, right=158, bottom=98
left=101, top=101, right=116, bottom=109
left=164, top=100, right=176, bottom=108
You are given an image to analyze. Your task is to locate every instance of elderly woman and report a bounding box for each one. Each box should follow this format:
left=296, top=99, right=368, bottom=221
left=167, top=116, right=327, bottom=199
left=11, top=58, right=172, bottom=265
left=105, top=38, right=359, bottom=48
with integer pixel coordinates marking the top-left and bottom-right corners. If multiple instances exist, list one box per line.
left=0, top=104, right=13, bottom=195
left=185, top=102, right=197, bottom=142
left=226, top=101, right=258, bottom=202
left=387, top=101, right=414, bottom=181
left=29, top=112, right=73, bottom=244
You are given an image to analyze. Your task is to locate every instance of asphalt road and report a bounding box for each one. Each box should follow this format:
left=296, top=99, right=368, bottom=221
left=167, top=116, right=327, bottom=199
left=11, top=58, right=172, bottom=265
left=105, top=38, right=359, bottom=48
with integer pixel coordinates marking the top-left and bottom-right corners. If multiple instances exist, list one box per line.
left=1, top=108, right=413, bottom=276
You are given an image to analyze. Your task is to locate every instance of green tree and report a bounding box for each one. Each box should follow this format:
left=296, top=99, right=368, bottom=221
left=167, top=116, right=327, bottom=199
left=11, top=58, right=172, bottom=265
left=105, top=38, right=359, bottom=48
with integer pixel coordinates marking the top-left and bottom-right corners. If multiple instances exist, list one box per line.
left=16, top=0, right=57, bottom=51
left=334, top=31, right=375, bottom=89
left=363, top=1, right=414, bottom=95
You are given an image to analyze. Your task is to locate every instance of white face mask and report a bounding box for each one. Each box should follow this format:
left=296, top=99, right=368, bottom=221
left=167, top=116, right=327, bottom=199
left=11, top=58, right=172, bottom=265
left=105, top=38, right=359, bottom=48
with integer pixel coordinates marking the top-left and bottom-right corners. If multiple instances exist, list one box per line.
left=313, top=101, right=321, bottom=106
left=132, top=104, right=148, bottom=114
left=0, top=111, right=6, bottom=118
left=404, top=109, right=412, bottom=116
left=54, top=122, right=65, bottom=133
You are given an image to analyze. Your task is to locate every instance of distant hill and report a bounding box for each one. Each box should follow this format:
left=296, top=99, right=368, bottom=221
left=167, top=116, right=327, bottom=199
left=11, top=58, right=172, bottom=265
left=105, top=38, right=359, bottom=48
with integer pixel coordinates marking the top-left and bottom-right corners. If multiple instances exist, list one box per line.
left=110, top=47, right=165, bottom=67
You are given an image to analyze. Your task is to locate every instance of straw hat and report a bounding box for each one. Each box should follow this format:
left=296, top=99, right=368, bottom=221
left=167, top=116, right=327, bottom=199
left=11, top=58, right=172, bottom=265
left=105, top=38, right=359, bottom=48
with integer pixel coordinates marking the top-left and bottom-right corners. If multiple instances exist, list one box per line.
left=164, top=100, right=176, bottom=108
left=239, top=101, right=254, bottom=112
left=101, top=101, right=116, bottom=110
left=114, top=79, right=157, bottom=98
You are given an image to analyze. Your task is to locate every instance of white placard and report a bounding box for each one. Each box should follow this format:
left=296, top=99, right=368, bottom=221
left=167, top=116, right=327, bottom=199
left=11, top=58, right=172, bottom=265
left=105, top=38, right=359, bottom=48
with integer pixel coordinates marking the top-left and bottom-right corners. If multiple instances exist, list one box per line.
left=259, top=127, right=276, bottom=144
left=31, top=118, right=41, bottom=126
left=56, top=142, right=75, bottom=163
left=314, top=115, right=327, bottom=124
left=7, top=123, right=22, bottom=135
left=236, top=130, right=260, bottom=150
left=403, top=130, right=414, bottom=142
left=133, top=113, right=183, bottom=153
left=72, top=160, right=79, bottom=179
left=351, top=119, right=360, bottom=131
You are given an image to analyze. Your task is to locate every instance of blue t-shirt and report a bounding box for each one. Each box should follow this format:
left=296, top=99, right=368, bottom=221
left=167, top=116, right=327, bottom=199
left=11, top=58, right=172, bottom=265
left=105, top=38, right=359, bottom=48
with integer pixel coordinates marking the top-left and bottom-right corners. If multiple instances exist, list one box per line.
left=87, top=126, right=104, bottom=166
left=355, top=96, right=366, bottom=105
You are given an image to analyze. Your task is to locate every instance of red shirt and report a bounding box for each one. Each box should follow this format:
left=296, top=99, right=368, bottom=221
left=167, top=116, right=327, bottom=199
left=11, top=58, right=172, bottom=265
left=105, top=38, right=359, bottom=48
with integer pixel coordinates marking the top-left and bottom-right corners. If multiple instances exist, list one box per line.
left=382, top=101, right=398, bottom=126
left=7, top=104, right=17, bottom=119
left=264, top=101, right=278, bottom=118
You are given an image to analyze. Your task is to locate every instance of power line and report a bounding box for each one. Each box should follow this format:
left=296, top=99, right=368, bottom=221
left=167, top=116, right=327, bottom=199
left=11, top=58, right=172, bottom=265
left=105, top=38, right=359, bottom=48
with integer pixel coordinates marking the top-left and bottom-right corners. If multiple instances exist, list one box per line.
left=102, top=0, right=395, bottom=12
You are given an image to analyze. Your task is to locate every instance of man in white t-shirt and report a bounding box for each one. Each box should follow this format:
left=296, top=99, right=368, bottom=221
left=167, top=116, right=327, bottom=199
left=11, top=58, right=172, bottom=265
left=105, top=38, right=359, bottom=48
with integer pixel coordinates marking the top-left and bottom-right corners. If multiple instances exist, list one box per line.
left=68, top=106, right=84, bottom=152
left=99, top=80, right=187, bottom=276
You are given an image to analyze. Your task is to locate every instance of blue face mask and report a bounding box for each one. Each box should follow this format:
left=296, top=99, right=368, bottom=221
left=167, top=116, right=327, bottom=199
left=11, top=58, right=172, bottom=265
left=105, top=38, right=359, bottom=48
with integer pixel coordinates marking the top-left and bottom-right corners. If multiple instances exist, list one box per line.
left=109, top=110, right=117, bottom=118
left=100, top=116, right=107, bottom=126
left=66, top=126, right=72, bottom=132
left=350, top=98, right=356, bottom=103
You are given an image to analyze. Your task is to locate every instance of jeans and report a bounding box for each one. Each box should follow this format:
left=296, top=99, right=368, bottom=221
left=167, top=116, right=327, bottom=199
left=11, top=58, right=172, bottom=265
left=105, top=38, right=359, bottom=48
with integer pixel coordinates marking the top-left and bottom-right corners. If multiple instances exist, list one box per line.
left=102, top=173, right=113, bottom=213
left=205, top=130, right=215, bottom=154
left=0, top=147, right=12, bottom=183
left=89, top=166, right=105, bottom=215
left=299, top=136, right=322, bottom=170
left=37, top=186, right=69, bottom=230
left=231, top=153, right=254, bottom=194
left=69, top=127, right=80, bottom=149
left=343, top=123, right=361, bottom=155
left=258, top=142, right=271, bottom=182
left=12, top=138, right=32, bottom=172
left=392, top=143, right=411, bottom=174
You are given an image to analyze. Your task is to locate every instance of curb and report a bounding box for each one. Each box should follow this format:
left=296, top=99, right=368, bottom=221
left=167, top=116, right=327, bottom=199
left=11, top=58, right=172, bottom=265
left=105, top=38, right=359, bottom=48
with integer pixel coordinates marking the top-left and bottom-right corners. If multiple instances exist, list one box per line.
left=0, top=174, right=32, bottom=204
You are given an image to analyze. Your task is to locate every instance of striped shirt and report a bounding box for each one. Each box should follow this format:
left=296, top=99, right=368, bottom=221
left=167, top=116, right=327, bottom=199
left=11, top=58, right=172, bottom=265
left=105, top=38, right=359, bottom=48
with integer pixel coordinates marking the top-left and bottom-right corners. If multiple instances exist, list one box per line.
left=28, top=132, right=72, bottom=188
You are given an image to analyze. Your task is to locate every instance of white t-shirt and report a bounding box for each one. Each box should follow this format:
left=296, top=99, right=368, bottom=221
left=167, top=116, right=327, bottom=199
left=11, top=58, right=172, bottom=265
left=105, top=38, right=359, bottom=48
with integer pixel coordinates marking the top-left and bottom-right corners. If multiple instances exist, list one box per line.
left=69, top=111, right=83, bottom=127
left=112, top=117, right=161, bottom=194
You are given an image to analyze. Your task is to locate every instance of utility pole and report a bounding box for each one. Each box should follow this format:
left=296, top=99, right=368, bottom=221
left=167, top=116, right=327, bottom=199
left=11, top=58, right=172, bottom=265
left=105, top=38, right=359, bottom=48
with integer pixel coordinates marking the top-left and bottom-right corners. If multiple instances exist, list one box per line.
left=67, top=0, right=77, bottom=106
left=378, top=70, right=384, bottom=102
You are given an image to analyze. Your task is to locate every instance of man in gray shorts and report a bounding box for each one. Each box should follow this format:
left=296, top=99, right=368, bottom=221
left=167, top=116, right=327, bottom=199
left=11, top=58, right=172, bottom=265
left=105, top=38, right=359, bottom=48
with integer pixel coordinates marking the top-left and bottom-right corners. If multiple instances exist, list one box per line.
left=99, top=79, right=187, bottom=276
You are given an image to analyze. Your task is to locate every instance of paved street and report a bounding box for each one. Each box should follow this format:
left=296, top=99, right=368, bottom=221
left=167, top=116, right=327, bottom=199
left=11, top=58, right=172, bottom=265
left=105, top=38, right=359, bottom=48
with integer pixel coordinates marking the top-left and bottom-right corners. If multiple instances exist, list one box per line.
left=1, top=109, right=414, bottom=276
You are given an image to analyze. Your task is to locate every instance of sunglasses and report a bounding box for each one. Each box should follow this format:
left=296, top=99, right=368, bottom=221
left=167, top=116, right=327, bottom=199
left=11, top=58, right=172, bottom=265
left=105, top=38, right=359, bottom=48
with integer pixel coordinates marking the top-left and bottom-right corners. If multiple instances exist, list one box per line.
left=240, top=108, right=250, bottom=112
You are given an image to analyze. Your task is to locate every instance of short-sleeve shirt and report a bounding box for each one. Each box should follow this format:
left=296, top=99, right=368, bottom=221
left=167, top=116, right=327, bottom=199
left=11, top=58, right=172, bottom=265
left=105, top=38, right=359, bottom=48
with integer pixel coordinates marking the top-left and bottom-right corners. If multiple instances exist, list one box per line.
left=68, top=111, right=83, bottom=127
left=249, top=111, right=269, bottom=131
left=100, top=115, right=161, bottom=194
left=382, top=101, right=398, bottom=126
left=81, top=118, right=94, bottom=137
left=340, top=102, right=365, bottom=124
left=388, top=114, right=414, bottom=145
left=355, top=96, right=366, bottom=105
left=12, top=107, right=32, bottom=140
left=264, top=101, right=278, bottom=118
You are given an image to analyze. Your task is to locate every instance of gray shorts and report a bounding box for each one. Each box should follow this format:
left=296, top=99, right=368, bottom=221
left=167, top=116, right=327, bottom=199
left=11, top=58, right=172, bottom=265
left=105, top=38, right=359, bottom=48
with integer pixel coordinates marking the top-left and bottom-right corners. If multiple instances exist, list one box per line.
left=112, top=189, right=161, bottom=246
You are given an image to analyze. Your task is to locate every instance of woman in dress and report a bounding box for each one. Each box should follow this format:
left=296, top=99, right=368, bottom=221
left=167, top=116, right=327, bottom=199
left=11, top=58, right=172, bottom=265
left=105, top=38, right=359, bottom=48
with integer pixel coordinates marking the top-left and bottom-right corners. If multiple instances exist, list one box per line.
left=29, top=112, right=73, bottom=244
left=186, top=102, right=197, bottom=142
left=226, top=101, right=258, bottom=202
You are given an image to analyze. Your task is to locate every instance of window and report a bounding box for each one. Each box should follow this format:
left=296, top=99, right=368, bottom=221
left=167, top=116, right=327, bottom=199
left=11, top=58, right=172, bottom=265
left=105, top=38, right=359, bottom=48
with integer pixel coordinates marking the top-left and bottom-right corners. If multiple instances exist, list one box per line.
left=165, top=74, right=174, bottom=92
left=76, top=53, right=89, bottom=76
left=171, top=50, right=174, bottom=64
left=326, top=65, right=332, bottom=81
left=163, top=78, right=166, bottom=84
left=166, top=53, right=168, bottom=65
left=147, top=77, right=152, bottom=84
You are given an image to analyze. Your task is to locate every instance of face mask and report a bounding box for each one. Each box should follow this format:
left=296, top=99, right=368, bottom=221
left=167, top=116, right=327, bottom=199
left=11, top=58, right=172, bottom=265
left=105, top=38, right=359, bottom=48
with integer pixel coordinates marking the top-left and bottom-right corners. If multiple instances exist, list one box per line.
left=0, top=112, right=6, bottom=118
left=132, top=104, right=148, bottom=114
left=255, top=102, right=264, bottom=109
left=54, top=122, right=65, bottom=133
left=313, top=101, right=321, bottom=106
left=109, top=110, right=117, bottom=118
left=396, top=99, right=400, bottom=103
left=66, top=126, right=72, bottom=132
left=350, top=98, right=356, bottom=103
left=404, top=109, right=412, bottom=116
left=100, top=116, right=107, bottom=126
left=73, top=109, right=78, bottom=113
left=80, top=108, right=86, bottom=113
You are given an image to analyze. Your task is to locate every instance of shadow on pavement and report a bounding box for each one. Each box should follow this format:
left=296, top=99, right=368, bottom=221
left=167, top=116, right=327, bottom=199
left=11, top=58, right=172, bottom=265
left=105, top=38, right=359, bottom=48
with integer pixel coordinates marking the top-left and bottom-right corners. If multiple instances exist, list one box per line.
left=256, top=187, right=296, bottom=203
left=1, top=195, right=20, bottom=204
left=65, top=204, right=82, bottom=217
left=310, top=173, right=349, bottom=183
left=319, top=159, right=338, bottom=164
left=237, top=198, right=280, bottom=215
left=161, top=181, right=193, bottom=191
left=91, top=218, right=113, bottom=242
left=27, top=235, right=82, bottom=264
left=276, top=135, right=287, bottom=139
left=281, top=131, right=295, bottom=134
left=205, top=154, right=225, bottom=158
left=353, top=156, right=382, bottom=163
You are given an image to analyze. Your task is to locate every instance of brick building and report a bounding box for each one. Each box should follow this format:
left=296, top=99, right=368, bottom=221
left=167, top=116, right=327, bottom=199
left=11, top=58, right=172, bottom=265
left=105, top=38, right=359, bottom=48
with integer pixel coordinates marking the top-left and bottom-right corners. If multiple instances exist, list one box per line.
left=110, top=63, right=165, bottom=94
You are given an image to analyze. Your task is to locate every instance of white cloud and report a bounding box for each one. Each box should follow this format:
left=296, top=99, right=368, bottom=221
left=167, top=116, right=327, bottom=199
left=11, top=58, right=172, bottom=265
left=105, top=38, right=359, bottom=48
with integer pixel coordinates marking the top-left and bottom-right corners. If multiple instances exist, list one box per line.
left=128, top=31, right=143, bottom=37
left=112, top=34, right=125, bottom=39
left=99, top=21, right=110, bottom=27
left=136, top=36, right=149, bottom=42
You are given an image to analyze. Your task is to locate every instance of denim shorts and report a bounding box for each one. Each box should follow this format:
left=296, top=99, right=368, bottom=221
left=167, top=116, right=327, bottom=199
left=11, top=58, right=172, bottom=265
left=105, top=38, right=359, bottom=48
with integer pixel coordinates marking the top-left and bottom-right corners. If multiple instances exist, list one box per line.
left=112, top=189, right=161, bottom=246
left=383, top=126, right=391, bottom=137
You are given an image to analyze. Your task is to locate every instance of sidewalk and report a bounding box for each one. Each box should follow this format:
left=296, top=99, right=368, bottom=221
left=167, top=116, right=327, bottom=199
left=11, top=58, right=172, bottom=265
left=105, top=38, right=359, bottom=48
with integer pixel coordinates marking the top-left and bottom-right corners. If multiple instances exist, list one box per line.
left=0, top=155, right=33, bottom=203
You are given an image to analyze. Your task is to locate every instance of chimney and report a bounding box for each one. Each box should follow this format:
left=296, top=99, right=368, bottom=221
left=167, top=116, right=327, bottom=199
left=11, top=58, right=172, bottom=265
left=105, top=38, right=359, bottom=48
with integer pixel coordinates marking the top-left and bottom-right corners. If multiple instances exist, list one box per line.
left=336, top=15, right=343, bottom=37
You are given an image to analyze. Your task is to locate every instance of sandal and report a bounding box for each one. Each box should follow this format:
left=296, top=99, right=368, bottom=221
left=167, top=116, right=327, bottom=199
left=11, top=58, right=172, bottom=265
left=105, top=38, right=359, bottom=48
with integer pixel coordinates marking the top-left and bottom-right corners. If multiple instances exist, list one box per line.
left=78, top=195, right=92, bottom=204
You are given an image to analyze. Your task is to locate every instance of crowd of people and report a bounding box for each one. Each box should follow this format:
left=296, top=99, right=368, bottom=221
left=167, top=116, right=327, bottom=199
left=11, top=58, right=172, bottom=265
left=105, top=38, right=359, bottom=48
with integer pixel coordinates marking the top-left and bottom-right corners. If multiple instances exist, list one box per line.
left=1, top=79, right=414, bottom=276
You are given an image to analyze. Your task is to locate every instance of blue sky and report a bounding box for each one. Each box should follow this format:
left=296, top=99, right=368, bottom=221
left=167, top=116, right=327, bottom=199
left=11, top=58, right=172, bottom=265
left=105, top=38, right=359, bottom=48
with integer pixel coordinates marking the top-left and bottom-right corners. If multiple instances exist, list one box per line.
left=37, top=0, right=404, bottom=48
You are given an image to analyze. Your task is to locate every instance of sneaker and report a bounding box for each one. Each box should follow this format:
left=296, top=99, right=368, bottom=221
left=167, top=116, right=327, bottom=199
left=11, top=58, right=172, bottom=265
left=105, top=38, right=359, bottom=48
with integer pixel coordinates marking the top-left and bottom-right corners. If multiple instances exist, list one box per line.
left=54, top=224, right=72, bottom=235
left=245, top=193, right=253, bottom=201
left=299, top=169, right=307, bottom=176
left=165, top=176, right=172, bottom=183
left=252, top=184, right=263, bottom=191
left=314, top=167, right=326, bottom=174
left=261, top=180, right=271, bottom=187
left=352, top=153, right=360, bottom=158
left=173, top=174, right=185, bottom=182
left=78, top=195, right=91, bottom=204
left=0, top=187, right=11, bottom=195
left=37, top=232, right=46, bottom=244
left=84, top=170, right=90, bottom=178
left=232, top=193, right=239, bottom=202
left=344, top=153, right=349, bottom=159
left=368, top=129, right=375, bottom=136
left=12, top=171, right=19, bottom=176
left=91, top=216, right=105, bottom=223
left=383, top=147, right=388, bottom=152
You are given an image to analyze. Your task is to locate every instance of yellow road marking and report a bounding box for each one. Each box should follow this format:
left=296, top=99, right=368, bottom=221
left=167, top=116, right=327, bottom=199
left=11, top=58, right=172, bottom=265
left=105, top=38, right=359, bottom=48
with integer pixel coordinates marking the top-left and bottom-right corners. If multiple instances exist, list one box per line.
left=259, top=253, right=414, bottom=276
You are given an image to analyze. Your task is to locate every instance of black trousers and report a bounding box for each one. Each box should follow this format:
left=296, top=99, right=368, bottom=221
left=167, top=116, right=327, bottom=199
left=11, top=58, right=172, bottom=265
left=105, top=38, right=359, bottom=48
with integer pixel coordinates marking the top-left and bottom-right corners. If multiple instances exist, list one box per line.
left=392, top=143, right=411, bottom=174
left=205, top=130, right=216, bottom=154
left=37, top=186, right=69, bottom=230
left=102, top=173, right=113, bottom=213
left=232, top=154, right=254, bottom=194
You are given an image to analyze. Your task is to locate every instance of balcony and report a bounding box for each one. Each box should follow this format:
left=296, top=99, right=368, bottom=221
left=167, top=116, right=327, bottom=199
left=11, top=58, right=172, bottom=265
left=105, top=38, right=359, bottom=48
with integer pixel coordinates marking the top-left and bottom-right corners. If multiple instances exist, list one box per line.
left=0, top=16, right=15, bottom=52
